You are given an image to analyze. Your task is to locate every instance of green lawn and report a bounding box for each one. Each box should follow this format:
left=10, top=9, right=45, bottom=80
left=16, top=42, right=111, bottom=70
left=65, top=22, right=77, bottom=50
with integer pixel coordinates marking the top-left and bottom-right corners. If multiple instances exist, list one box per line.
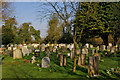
left=1, top=51, right=120, bottom=79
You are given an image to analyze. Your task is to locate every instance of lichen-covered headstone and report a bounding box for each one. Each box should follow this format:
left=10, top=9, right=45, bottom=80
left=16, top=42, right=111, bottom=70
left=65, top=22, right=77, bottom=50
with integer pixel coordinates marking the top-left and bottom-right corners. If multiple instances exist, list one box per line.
left=13, top=49, right=22, bottom=59
left=42, top=57, right=50, bottom=68
left=22, top=46, right=29, bottom=56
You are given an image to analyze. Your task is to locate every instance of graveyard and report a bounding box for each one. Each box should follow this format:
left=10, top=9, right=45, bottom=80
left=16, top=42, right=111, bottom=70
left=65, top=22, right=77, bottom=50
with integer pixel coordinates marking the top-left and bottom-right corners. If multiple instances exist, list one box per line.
left=1, top=1, right=120, bottom=79
left=1, top=43, right=120, bottom=79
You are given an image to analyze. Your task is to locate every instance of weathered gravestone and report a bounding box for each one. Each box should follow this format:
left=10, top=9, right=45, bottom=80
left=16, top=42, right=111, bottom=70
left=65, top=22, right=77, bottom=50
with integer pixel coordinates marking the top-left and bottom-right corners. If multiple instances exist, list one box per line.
left=88, top=56, right=99, bottom=77
left=4, top=50, right=13, bottom=57
left=31, top=46, right=35, bottom=52
left=8, top=47, right=12, bottom=50
left=34, top=49, right=40, bottom=57
left=22, top=46, right=29, bottom=56
left=61, top=46, right=67, bottom=52
left=92, top=49, right=95, bottom=55
left=81, top=54, right=86, bottom=65
left=42, top=57, right=50, bottom=68
left=76, top=49, right=80, bottom=55
left=107, top=46, right=111, bottom=52
left=41, top=46, right=45, bottom=52
left=70, top=48, right=75, bottom=59
left=93, top=52, right=101, bottom=60
left=13, top=49, right=22, bottom=59
left=111, top=47, right=115, bottom=54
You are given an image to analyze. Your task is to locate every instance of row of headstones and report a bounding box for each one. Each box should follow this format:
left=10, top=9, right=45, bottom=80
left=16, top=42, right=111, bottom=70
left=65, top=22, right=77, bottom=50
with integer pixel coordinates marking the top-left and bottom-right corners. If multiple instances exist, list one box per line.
left=57, top=52, right=100, bottom=77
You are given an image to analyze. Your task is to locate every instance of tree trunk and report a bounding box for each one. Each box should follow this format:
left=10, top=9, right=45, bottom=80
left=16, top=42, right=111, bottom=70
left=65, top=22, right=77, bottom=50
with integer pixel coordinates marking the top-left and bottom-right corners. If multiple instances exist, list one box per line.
left=73, top=38, right=77, bottom=72
left=101, top=33, right=109, bottom=46
left=73, top=56, right=77, bottom=72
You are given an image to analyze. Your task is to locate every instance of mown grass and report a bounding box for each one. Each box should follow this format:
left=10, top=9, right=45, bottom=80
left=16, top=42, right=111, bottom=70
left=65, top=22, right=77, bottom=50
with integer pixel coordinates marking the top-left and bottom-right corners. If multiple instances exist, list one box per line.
left=1, top=50, right=120, bottom=79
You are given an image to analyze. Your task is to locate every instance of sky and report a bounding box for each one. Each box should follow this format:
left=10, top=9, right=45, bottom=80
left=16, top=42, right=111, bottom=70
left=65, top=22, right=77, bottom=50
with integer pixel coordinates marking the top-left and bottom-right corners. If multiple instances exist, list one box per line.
left=13, top=2, right=48, bottom=38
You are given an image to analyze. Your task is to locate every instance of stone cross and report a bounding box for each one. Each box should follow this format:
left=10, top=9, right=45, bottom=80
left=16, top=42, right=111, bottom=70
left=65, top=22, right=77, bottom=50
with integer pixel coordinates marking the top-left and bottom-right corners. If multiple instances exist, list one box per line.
left=31, top=56, right=36, bottom=64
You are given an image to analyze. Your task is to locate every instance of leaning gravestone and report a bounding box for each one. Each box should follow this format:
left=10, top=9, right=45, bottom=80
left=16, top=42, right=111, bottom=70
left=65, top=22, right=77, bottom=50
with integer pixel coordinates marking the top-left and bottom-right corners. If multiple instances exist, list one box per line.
left=13, top=49, right=22, bottom=59
left=22, top=46, right=29, bottom=56
left=42, top=57, right=50, bottom=68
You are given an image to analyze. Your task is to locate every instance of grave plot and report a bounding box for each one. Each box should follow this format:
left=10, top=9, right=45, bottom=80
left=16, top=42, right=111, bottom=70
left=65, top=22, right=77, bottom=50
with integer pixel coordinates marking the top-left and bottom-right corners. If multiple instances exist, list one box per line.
left=1, top=43, right=120, bottom=79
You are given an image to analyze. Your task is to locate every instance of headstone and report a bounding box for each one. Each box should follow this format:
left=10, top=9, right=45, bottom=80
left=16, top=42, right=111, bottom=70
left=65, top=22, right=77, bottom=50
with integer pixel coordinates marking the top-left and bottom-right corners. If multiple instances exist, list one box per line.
left=4, top=50, right=13, bottom=57
left=111, top=47, right=115, bottom=54
left=81, top=54, right=86, bottom=65
left=8, top=47, right=12, bottom=50
left=35, top=49, right=40, bottom=57
left=85, top=43, right=89, bottom=48
left=41, top=46, right=45, bottom=52
left=96, top=46, right=99, bottom=51
left=88, top=57, right=94, bottom=77
left=76, top=49, right=80, bottom=55
left=109, top=43, right=112, bottom=48
left=107, top=46, right=111, bottom=52
left=31, top=56, right=36, bottom=64
left=31, top=46, right=35, bottom=52
left=42, top=57, right=50, bottom=68
left=93, top=56, right=99, bottom=75
left=70, top=49, right=75, bottom=59
left=78, top=54, right=82, bottom=66
left=92, top=49, right=95, bottom=55
left=67, top=53, right=70, bottom=56
left=93, top=52, right=101, bottom=60
left=13, top=49, right=22, bottom=59
left=90, top=44, right=93, bottom=49
left=22, top=46, right=29, bottom=56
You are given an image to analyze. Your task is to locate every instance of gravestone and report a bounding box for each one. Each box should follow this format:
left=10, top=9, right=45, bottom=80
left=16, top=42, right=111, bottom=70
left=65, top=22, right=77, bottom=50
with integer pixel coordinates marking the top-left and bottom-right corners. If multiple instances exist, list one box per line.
left=81, top=54, right=86, bottom=65
left=61, top=46, right=67, bottom=52
left=78, top=54, right=82, bottom=66
left=70, top=49, right=75, bottom=59
left=31, top=56, right=36, bottom=64
left=107, top=46, right=111, bottom=51
left=76, top=49, right=80, bottom=55
left=111, top=47, right=115, bottom=54
left=4, top=50, right=13, bottom=57
left=8, top=47, right=12, bottom=50
left=109, top=43, right=112, bottom=48
left=41, top=46, right=45, bottom=52
left=13, top=49, right=22, bottom=59
left=13, top=47, right=17, bottom=50
left=82, top=48, right=86, bottom=54
left=42, top=57, right=50, bottom=68
left=22, top=46, right=29, bottom=56
left=92, top=49, right=95, bottom=55
left=34, top=49, right=40, bottom=57
left=96, top=46, right=99, bottom=51
left=93, top=52, right=101, bottom=60
left=31, top=46, right=35, bottom=52
left=67, top=53, right=70, bottom=56
left=90, top=45, right=93, bottom=49
left=85, top=43, right=89, bottom=48
left=88, top=57, right=94, bottom=77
